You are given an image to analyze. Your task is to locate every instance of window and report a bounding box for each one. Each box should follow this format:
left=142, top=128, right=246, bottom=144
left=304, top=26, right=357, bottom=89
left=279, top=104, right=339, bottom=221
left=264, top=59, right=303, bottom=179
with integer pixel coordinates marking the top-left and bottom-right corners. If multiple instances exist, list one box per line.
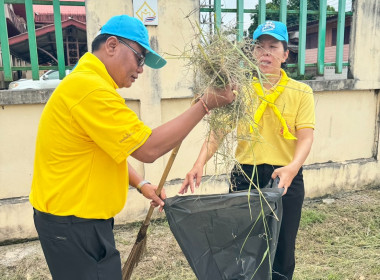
left=44, top=70, right=59, bottom=80
left=332, top=26, right=351, bottom=46
left=306, top=32, right=318, bottom=49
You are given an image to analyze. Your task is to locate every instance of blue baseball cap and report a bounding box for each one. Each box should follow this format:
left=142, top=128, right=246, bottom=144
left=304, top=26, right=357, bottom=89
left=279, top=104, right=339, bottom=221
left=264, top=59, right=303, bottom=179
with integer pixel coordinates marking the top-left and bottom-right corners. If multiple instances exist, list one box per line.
left=253, top=21, right=289, bottom=43
left=100, top=15, right=166, bottom=69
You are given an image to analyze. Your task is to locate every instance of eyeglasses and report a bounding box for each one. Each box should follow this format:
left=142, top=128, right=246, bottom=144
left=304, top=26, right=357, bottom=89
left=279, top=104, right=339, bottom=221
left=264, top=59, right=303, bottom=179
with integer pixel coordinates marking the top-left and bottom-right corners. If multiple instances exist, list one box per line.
left=118, top=39, right=145, bottom=67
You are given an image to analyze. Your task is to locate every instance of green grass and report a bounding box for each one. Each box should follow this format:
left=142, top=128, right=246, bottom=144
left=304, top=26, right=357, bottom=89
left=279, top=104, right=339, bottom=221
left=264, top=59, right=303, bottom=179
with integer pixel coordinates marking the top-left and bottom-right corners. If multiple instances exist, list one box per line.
left=0, top=187, right=379, bottom=280
left=299, top=208, right=327, bottom=228
left=294, top=187, right=380, bottom=280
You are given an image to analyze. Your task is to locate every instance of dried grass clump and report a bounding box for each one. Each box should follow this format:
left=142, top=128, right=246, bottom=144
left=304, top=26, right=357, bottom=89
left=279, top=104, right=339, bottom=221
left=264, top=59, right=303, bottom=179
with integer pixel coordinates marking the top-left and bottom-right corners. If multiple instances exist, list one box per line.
left=190, top=26, right=258, bottom=134
left=182, top=24, right=264, bottom=175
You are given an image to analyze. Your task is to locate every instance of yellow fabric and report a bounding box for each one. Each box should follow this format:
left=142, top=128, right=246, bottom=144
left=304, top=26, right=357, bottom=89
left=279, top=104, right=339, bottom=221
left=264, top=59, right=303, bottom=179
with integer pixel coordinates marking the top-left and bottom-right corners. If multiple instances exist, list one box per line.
left=252, top=71, right=297, bottom=140
left=235, top=69, right=315, bottom=166
left=29, top=52, right=152, bottom=219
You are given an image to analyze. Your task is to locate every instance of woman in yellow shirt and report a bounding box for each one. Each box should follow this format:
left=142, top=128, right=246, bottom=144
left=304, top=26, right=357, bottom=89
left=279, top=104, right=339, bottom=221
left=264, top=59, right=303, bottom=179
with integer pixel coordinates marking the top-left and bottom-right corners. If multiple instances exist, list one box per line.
left=180, top=21, right=315, bottom=280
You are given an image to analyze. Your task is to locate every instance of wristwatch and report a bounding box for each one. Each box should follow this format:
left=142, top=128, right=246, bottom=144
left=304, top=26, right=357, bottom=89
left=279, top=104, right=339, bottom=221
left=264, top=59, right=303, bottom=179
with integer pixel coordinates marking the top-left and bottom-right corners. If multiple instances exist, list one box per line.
left=136, top=180, right=151, bottom=193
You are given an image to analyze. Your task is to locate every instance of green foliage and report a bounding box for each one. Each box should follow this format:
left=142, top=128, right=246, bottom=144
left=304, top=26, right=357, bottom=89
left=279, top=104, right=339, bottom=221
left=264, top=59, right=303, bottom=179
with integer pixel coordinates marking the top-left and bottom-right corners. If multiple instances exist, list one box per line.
left=286, top=69, right=315, bottom=80
left=299, top=209, right=327, bottom=228
left=247, top=0, right=336, bottom=39
left=327, top=273, right=343, bottom=280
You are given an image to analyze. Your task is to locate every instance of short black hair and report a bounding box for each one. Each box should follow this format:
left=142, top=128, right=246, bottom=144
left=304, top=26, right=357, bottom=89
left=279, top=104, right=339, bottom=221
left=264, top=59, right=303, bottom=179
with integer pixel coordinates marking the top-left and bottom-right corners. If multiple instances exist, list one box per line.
left=91, top=33, right=113, bottom=52
left=91, top=34, right=146, bottom=56
left=280, top=41, right=288, bottom=69
left=280, top=41, right=288, bottom=52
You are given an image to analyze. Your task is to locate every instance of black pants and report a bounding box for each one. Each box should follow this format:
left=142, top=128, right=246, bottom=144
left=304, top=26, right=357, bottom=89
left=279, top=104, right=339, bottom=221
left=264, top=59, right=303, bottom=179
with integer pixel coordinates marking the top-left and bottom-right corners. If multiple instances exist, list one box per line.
left=33, top=209, right=122, bottom=280
left=230, top=164, right=305, bottom=280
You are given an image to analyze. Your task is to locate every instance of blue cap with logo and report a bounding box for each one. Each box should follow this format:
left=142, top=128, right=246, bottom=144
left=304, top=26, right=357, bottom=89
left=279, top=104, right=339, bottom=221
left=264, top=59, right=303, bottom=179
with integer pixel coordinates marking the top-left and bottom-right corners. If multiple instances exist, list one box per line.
left=100, top=15, right=166, bottom=69
left=253, top=20, right=289, bottom=43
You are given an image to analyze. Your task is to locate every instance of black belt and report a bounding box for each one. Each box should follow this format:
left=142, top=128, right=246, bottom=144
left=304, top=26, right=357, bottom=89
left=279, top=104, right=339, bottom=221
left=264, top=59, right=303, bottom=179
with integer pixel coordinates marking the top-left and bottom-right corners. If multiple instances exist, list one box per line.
left=33, top=208, right=101, bottom=224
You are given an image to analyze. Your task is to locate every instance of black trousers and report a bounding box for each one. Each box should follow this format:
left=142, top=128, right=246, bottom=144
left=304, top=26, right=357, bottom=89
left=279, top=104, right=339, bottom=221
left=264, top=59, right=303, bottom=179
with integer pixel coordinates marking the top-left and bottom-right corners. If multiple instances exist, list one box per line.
left=230, top=164, right=305, bottom=280
left=33, top=209, right=122, bottom=280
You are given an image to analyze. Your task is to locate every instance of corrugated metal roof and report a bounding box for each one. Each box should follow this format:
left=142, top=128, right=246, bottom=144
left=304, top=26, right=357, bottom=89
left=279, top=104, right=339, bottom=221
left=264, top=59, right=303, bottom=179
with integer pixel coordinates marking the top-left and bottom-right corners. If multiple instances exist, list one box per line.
left=34, top=13, right=86, bottom=24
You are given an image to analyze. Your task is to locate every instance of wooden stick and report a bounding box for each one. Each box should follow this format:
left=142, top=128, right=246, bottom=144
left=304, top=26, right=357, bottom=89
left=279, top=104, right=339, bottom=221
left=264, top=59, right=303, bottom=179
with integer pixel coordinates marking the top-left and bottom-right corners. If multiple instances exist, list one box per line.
left=122, top=144, right=182, bottom=280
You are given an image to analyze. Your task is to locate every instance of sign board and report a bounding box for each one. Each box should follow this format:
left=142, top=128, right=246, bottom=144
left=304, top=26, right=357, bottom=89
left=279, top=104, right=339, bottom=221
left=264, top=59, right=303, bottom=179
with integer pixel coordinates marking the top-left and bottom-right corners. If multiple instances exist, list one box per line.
left=133, top=0, right=158, bottom=26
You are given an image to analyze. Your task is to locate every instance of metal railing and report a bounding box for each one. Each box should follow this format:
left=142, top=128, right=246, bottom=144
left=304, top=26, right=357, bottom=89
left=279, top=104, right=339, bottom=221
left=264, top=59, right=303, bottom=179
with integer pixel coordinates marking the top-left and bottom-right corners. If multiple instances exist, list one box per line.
left=0, top=0, right=85, bottom=82
left=0, top=0, right=353, bottom=82
left=200, top=0, right=353, bottom=76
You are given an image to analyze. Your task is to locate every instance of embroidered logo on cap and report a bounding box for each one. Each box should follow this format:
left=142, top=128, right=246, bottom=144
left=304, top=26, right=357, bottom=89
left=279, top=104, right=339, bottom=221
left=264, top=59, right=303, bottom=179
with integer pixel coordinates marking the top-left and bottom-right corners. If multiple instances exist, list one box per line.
left=262, top=21, right=276, bottom=32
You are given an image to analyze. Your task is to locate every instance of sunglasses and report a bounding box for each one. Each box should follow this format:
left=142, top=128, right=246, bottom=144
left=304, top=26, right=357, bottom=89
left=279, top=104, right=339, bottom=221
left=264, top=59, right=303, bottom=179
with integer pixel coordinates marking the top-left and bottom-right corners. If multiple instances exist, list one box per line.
left=118, top=39, right=145, bottom=67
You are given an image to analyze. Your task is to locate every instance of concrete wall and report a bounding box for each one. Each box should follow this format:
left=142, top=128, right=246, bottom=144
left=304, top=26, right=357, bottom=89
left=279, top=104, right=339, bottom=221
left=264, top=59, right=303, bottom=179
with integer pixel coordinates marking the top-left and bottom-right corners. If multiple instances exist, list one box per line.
left=1, top=0, right=380, bottom=243
left=349, top=0, right=380, bottom=88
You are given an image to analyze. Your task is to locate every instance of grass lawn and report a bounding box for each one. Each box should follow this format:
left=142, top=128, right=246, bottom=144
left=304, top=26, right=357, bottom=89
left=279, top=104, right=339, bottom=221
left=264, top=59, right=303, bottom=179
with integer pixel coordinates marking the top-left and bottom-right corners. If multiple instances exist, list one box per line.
left=0, top=186, right=379, bottom=280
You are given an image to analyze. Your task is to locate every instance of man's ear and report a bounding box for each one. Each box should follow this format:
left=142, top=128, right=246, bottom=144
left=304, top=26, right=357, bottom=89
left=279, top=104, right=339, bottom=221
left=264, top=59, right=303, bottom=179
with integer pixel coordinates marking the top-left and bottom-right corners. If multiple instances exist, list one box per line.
left=104, top=36, right=118, bottom=55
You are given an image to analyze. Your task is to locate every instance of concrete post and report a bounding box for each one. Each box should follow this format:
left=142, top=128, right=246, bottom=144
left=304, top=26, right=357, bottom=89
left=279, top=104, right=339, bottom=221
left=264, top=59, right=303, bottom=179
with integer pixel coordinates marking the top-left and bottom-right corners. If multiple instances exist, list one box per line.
left=350, top=0, right=380, bottom=89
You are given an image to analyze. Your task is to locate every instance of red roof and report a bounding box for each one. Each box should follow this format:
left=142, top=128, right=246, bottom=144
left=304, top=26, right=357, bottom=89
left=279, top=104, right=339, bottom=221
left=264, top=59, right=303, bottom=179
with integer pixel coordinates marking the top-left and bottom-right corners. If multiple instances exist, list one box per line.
left=8, top=18, right=86, bottom=45
left=7, top=18, right=87, bottom=64
left=33, top=0, right=85, bottom=15
left=305, top=45, right=350, bottom=64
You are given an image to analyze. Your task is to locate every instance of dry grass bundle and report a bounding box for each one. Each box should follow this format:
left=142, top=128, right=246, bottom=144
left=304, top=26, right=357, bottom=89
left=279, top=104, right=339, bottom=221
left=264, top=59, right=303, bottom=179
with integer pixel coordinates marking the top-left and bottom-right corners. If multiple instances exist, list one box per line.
left=190, top=25, right=258, bottom=134
left=177, top=24, right=265, bottom=177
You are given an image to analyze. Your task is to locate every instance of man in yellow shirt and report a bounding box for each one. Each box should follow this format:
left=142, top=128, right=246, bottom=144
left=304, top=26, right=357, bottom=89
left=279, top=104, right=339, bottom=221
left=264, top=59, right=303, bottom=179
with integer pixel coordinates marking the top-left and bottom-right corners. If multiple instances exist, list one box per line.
left=180, top=21, right=315, bottom=279
left=30, top=15, right=235, bottom=280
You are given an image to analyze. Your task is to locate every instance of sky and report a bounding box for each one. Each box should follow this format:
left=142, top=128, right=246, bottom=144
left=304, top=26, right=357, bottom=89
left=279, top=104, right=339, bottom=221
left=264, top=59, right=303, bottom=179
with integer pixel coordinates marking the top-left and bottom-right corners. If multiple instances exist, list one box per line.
left=200, top=0, right=353, bottom=32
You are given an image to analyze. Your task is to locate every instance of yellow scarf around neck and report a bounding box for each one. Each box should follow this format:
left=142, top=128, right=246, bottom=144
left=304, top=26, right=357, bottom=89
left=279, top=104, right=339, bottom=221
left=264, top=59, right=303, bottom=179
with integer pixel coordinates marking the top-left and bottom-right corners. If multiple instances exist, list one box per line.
left=252, top=69, right=297, bottom=140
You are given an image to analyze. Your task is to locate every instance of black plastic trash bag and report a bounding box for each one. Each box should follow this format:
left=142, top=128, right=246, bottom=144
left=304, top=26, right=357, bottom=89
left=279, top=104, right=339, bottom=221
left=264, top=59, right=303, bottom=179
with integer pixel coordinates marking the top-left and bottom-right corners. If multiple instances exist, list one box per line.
left=164, top=179, right=283, bottom=280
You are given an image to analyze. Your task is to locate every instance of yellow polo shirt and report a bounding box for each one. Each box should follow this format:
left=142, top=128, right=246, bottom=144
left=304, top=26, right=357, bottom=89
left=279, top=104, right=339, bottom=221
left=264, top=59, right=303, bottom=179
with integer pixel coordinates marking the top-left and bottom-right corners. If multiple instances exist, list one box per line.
left=30, top=52, right=152, bottom=219
left=235, top=70, right=315, bottom=166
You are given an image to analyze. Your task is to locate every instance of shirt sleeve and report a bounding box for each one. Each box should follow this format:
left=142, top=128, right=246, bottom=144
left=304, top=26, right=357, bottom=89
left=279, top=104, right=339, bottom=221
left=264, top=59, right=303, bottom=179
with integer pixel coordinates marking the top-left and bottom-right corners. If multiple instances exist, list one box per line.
left=71, top=89, right=152, bottom=164
left=295, top=84, right=316, bottom=130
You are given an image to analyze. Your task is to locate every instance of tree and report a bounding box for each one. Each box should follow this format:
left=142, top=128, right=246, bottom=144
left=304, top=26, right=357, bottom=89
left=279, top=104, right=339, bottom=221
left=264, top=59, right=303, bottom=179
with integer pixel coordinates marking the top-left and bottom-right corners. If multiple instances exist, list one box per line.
left=247, top=0, right=336, bottom=39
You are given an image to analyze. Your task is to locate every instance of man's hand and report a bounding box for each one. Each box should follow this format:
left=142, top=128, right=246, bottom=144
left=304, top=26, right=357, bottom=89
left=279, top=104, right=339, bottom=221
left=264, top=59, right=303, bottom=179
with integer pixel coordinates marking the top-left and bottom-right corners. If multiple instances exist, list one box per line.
left=203, top=85, right=237, bottom=109
left=140, top=183, right=166, bottom=212
left=271, top=164, right=299, bottom=195
left=179, top=163, right=204, bottom=194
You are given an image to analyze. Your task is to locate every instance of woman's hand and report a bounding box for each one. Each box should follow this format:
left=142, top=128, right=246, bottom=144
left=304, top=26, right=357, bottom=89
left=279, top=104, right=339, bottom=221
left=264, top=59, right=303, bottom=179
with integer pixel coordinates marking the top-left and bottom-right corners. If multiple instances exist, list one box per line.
left=179, top=163, right=204, bottom=194
left=271, top=164, right=299, bottom=195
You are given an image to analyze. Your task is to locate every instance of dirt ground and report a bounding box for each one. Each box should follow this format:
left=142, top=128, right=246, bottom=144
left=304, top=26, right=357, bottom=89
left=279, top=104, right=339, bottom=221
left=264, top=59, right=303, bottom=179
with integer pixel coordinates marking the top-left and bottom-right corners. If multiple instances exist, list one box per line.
left=0, top=186, right=379, bottom=280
